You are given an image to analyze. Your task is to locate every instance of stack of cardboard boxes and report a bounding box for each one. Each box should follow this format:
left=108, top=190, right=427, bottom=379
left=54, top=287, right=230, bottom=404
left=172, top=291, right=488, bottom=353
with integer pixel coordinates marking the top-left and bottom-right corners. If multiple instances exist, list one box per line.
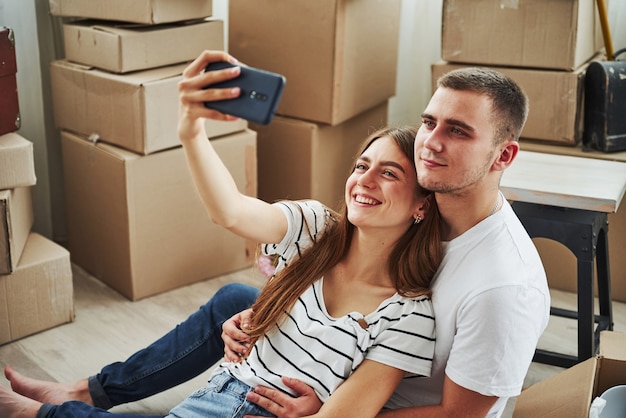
left=0, top=133, right=74, bottom=345
left=50, top=0, right=258, bottom=300
left=228, top=0, right=402, bottom=210
left=1, top=25, right=73, bottom=345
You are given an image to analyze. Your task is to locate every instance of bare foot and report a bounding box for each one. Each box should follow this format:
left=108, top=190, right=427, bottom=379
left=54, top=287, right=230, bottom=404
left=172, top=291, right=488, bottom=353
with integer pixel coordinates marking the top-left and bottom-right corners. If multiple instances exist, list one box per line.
left=4, top=365, right=93, bottom=405
left=0, top=384, right=41, bottom=418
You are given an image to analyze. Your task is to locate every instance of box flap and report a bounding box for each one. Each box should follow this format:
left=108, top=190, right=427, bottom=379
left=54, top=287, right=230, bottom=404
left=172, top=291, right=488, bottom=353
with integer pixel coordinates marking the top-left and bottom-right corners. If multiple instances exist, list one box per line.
left=51, top=59, right=185, bottom=85
left=0, top=187, right=33, bottom=274
left=68, top=18, right=214, bottom=35
left=513, top=357, right=597, bottom=417
left=599, top=330, right=626, bottom=361
left=595, top=331, right=626, bottom=395
left=49, top=0, right=213, bottom=25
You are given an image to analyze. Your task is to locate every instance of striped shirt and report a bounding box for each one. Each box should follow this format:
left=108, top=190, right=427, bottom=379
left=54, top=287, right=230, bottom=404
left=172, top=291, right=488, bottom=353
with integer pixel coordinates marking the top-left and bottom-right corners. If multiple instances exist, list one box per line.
left=213, top=200, right=435, bottom=402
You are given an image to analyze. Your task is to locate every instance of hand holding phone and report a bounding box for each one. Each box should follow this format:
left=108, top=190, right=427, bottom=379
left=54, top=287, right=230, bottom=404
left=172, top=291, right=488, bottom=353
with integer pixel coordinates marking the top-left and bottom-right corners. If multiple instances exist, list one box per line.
left=203, top=62, right=286, bottom=125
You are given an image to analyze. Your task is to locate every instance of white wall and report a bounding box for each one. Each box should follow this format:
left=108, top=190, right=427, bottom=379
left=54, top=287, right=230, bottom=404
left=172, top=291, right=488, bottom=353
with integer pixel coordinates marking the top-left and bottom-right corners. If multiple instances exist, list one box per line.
left=0, top=0, right=624, bottom=241
left=608, top=0, right=626, bottom=57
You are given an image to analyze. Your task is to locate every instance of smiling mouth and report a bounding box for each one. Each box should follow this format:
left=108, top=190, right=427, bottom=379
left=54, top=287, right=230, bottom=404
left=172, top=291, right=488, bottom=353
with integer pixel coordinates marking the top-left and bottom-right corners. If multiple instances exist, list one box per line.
left=420, top=157, right=445, bottom=168
left=354, top=194, right=381, bottom=205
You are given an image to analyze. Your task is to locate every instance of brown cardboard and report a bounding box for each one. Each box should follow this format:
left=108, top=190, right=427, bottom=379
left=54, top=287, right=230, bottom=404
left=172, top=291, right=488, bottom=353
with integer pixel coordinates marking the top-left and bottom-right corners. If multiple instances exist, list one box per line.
left=50, top=60, right=247, bottom=155
left=432, top=61, right=587, bottom=145
left=61, top=129, right=257, bottom=300
left=0, top=187, right=33, bottom=274
left=229, top=0, right=400, bottom=125
left=442, top=0, right=603, bottom=71
left=205, top=118, right=248, bottom=140
left=49, top=0, right=213, bottom=25
left=0, top=233, right=74, bottom=345
left=251, top=102, right=388, bottom=211
left=0, top=132, right=36, bottom=189
left=513, top=331, right=626, bottom=417
left=516, top=140, right=626, bottom=302
left=63, top=19, right=224, bottom=73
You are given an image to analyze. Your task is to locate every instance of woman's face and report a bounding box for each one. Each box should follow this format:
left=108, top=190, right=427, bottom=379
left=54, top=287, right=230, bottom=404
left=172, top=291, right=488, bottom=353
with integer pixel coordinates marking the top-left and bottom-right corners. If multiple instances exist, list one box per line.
left=345, top=136, right=423, bottom=232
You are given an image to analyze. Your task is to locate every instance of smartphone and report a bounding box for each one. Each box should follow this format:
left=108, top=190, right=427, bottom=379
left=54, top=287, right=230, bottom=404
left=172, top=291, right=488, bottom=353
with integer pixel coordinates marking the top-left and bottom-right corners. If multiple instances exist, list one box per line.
left=203, top=61, right=286, bottom=125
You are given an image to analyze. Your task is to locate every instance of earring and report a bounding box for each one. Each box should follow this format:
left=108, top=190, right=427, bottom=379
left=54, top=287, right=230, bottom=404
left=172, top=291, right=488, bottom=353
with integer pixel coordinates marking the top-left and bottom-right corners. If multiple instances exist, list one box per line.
left=413, top=214, right=422, bottom=225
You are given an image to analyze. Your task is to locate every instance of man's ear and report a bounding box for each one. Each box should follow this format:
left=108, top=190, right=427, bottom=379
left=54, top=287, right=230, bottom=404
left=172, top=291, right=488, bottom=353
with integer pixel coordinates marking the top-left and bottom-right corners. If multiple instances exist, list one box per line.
left=493, top=140, right=519, bottom=171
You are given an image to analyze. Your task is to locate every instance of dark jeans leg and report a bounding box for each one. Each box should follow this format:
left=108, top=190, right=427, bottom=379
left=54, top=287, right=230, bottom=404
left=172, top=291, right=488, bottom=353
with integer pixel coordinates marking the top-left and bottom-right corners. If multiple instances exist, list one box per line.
left=38, top=283, right=260, bottom=417
left=94, top=283, right=260, bottom=408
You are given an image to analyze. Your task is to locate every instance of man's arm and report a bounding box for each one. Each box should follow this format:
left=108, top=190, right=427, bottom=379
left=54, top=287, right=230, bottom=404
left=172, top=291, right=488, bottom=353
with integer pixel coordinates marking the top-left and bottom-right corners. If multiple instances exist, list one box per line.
left=246, top=360, right=404, bottom=418
left=377, top=375, right=497, bottom=418
left=244, top=372, right=496, bottom=418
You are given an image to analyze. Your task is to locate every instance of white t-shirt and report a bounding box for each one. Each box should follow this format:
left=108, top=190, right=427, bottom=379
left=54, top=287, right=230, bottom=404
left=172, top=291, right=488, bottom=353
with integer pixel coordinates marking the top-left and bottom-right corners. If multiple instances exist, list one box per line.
left=214, top=200, right=436, bottom=402
left=385, top=195, right=550, bottom=417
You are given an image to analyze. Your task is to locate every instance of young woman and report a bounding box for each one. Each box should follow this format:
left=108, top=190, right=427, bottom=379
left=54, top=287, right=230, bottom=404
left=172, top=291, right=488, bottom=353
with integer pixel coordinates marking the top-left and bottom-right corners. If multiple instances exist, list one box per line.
left=0, top=50, right=443, bottom=418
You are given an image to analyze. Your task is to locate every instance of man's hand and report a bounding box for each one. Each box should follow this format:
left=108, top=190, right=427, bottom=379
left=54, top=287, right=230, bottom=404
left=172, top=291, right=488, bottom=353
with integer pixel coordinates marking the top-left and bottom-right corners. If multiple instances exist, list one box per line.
left=244, top=377, right=322, bottom=418
left=221, top=308, right=254, bottom=362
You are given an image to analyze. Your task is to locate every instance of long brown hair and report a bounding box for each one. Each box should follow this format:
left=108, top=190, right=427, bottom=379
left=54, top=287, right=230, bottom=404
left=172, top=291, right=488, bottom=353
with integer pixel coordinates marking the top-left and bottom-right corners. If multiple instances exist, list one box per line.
left=245, top=126, right=443, bottom=348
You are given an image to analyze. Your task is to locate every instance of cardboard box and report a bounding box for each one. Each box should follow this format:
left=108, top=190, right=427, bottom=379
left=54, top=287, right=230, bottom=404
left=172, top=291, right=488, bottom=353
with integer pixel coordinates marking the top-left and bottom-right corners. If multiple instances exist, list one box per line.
left=0, top=187, right=33, bottom=274
left=0, top=233, right=74, bottom=345
left=63, top=19, right=224, bottom=73
left=61, top=129, right=257, bottom=300
left=0, top=133, right=36, bottom=189
left=441, top=0, right=603, bottom=70
left=50, top=60, right=247, bottom=155
left=251, top=102, right=388, bottom=210
left=49, top=0, right=213, bottom=25
left=513, top=331, right=626, bottom=417
left=515, top=140, right=626, bottom=302
left=229, top=0, right=400, bottom=125
left=432, top=61, right=587, bottom=145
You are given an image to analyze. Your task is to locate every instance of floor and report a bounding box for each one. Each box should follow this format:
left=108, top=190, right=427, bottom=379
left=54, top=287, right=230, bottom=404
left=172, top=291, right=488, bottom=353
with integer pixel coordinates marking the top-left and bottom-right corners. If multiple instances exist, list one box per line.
left=1, top=263, right=625, bottom=416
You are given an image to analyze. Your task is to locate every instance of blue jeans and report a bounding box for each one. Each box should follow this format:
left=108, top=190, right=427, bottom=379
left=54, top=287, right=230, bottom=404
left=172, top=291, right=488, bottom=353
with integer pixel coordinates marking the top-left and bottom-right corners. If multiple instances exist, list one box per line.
left=166, top=373, right=274, bottom=418
left=37, top=283, right=261, bottom=418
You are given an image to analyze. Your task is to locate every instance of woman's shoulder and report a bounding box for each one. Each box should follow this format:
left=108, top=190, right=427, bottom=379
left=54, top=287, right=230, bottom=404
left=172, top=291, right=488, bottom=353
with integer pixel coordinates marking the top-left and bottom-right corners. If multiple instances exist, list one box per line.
left=274, top=199, right=339, bottom=224
left=389, top=293, right=435, bottom=318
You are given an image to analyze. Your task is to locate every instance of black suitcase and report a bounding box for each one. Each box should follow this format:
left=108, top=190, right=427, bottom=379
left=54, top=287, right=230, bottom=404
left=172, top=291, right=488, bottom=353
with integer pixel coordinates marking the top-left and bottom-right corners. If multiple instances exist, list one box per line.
left=0, top=26, right=20, bottom=136
left=583, top=58, right=626, bottom=153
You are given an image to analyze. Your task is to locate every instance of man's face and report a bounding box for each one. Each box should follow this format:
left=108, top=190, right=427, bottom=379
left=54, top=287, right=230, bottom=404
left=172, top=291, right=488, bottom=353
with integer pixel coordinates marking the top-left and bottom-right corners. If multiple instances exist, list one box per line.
left=414, top=87, right=498, bottom=196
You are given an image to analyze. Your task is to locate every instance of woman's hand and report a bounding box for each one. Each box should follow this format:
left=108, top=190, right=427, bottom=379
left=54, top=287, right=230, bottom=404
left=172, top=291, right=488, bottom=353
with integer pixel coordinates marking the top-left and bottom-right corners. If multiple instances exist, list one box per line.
left=244, top=377, right=323, bottom=418
left=222, top=308, right=254, bottom=362
left=177, top=50, right=241, bottom=144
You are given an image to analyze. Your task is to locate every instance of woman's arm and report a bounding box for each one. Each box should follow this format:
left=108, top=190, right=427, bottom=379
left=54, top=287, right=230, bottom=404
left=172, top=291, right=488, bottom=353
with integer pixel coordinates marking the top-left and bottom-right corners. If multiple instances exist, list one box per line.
left=177, top=50, right=286, bottom=244
left=376, top=374, right=497, bottom=418
left=307, top=359, right=405, bottom=418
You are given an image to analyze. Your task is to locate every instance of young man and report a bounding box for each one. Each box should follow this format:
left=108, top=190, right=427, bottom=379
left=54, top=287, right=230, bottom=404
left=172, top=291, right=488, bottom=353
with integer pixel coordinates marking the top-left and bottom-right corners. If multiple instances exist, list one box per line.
left=3, top=65, right=549, bottom=418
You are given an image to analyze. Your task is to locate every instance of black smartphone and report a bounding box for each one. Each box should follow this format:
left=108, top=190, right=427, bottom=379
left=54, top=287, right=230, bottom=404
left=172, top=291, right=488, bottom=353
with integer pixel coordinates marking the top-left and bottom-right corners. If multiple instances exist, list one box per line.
left=203, top=61, right=286, bottom=125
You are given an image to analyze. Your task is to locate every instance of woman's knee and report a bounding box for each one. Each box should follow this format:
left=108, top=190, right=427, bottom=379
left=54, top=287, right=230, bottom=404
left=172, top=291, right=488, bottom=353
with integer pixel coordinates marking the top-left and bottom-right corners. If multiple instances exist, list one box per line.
left=204, top=283, right=260, bottom=317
